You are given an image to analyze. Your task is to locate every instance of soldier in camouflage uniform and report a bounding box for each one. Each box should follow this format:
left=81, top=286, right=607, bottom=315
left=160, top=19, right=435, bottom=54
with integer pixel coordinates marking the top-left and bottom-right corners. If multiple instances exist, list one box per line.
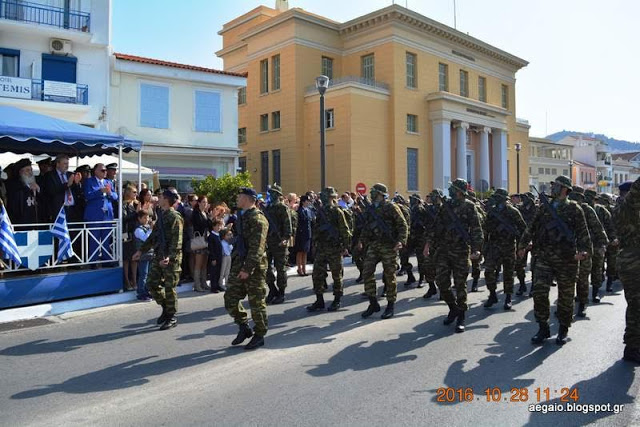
left=518, top=176, right=591, bottom=345
left=426, top=179, right=483, bottom=333
left=422, top=189, right=443, bottom=299
left=351, top=201, right=367, bottom=283
left=407, top=194, right=427, bottom=289
left=612, top=179, right=640, bottom=363
left=359, top=183, right=408, bottom=319
left=394, top=194, right=416, bottom=286
left=595, top=192, right=619, bottom=293
left=483, top=189, right=527, bottom=310
left=466, top=190, right=485, bottom=292
left=133, top=189, right=184, bottom=331
left=263, top=184, right=293, bottom=305
left=569, top=186, right=608, bottom=317
left=224, top=187, right=270, bottom=350
left=306, top=187, right=351, bottom=312
left=515, top=192, right=537, bottom=295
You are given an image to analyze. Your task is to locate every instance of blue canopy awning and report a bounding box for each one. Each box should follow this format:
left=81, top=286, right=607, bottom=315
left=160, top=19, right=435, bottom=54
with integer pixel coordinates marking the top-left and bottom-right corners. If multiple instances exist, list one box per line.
left=0, top=106, right=142, bottom=156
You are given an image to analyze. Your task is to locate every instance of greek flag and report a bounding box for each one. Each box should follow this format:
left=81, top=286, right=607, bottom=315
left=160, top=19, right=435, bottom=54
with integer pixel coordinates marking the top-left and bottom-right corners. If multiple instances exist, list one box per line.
left=0, top=205, right=21, bottom=267
left=51, top=206, right=75, bottom=263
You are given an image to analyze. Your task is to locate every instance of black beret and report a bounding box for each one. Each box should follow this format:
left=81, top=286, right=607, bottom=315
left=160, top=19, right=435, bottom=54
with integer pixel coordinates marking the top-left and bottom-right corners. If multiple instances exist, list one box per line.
left=162, top=189, right=179, bottom=201
left=37, top=157, right=52, bottom=165
left=619, top=181, right=633, bottom=193
left=75, top=165, right=91, bottom=173
left=238, top=187, right=257, bottom=198
left=106, top=163, right=118, bottom=170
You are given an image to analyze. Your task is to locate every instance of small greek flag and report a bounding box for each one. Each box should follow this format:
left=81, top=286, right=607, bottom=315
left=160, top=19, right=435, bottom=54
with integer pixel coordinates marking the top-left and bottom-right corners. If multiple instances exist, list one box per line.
left=51, top=206, right=75, bottom=263
left=0, top=204, right=21, bottom=267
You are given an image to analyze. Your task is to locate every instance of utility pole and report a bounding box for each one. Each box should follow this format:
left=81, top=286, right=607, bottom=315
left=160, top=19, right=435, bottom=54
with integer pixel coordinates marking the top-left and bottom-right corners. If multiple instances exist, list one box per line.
left=453, top=0, right=457, bottom=29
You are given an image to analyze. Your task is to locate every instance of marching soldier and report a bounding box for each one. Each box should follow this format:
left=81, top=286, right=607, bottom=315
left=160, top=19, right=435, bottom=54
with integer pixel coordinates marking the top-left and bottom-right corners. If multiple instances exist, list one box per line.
left=306, top=187, right=351, bottom=312
left=518, top=176, right=591, bottom=345
left=263, top=184, right=293, bottom=305
left=569, top=186, right=608, bottom=317
left=422, top=189, right=444, bottom=300
left=483, top=189, right=527, bottom=310
left=595, top=192, right=619, bottom=293
left=133, top=189, right=184, bottom=331
left=407, top=194, right=427, bottom=289
left=393, top=194, right=415, bottom=286
left=359, top=183, right=408, bottom=319
left=612, top=179, right=640, bottom=363
left=224, top=187, right=270, bottom=350
left=351, top=200, right=367, bottom=283
left=426, top=179, right=483, bottom=333
left=466, top=190, right=485, bottom=292
left=515, top=192, right=537, bottom=296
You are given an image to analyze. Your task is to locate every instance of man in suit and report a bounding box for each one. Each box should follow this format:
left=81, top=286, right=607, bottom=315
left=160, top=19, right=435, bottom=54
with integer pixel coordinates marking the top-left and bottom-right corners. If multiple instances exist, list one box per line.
left=43, top=154, right=76, bottom=222
left=84, top=163, right=119, bottom=263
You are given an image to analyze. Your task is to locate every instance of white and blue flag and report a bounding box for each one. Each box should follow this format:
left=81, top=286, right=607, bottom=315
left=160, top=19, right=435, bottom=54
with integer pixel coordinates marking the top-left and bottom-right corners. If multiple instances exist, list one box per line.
left=0, top=205, right=21, bottom=267
left=51, top=206, right=75, bottom=263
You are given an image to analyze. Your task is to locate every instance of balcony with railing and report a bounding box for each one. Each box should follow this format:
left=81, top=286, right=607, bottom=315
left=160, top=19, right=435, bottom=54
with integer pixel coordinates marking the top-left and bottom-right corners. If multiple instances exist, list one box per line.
left=0, top=0, right=90, bottom=32
left=305, top=76, right=390, bottom=95
left=31, top=79, right=88, bottom=105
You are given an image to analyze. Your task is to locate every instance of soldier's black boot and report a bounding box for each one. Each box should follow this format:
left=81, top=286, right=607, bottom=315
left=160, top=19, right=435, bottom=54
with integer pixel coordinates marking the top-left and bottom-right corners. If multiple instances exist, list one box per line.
left=484, top=290, right=498, bottom=308
left=405, top=270, right=417, bottom=287
left=516, top=278, right=527, bottom=296
left=418, top=273, right=425, bottom=286
left=266, top=284, right=278, bottom=304
left=244, top=334, right=264, bottom=350
left=156, top=304, right=168, bottom=325
left=355, top=274, right=363, bottom=284
left=361, top=297, right=381, bottom=318
left=606, top=277, right=614, bottom=292
left=531, top=323, right=550, bottom=344
left=503, top=294, right=513, bottom=310
left=232, top=323, right=253, bottom=346
left=271, top=288, right=285, bottom=305
left=380, top=285, right=387, bottom=298
left=381, top=301, right=395, bottom=319
left=423, top=282, right=438, bottom=299
left=306, top=294, right=325, bottom=312
left=623, top=346, right=640, bottom=363
left=592, top=287, right=601, bottom=304
left=443, top=303, right=460, bottom=325
left=455, top=311, right=465, bottom=333
left=327, top=293, right=342, bottom=312
left=556, top=325, right=569, bottom=346
left=577, top=302, right=587, bottom=318
left=159, top=315, right=177, bottom=331
left=471, top=278, right=478, bottom=292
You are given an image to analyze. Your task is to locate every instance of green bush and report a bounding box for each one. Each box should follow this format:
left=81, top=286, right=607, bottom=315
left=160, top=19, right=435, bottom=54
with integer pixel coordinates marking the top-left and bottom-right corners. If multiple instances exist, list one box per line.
left=191, top=172, right=253, bottom=209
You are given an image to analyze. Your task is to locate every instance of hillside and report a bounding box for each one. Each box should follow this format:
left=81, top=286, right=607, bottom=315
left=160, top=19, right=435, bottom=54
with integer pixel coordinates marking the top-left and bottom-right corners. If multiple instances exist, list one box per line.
left=546, top=131, right=640, bottom=152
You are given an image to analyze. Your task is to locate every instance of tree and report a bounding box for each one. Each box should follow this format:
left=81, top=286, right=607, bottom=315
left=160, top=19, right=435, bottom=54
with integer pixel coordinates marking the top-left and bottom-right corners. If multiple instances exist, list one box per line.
left=191, top=172, right=253, bottom=209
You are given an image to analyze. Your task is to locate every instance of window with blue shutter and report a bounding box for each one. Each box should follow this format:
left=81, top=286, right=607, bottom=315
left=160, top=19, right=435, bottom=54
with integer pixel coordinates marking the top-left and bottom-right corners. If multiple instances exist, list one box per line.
left=140, top=83, right=169, bottom=129
left=195, top=90, right=222, bottom=132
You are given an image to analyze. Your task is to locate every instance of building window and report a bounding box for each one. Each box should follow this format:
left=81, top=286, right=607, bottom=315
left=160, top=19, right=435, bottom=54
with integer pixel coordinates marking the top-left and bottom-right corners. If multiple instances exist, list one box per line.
left=438, top=63, right=448, bottom=91
left=478, top=76, right=486, bottom=102
left=406, top=52, right=417, bottom=88
left=538, top=168, right=544, bottom=175
left=545, top=168, right=551, bottom=175
left=529, top=167, right=532, bottom=175
left=551, top=168, right=557, bottom=175
left=459, top=70, right=469, bottom=97
left=361, top=54, right=374, bottom=82
left=194, top=90, right=221, bottom=132
left=261, top=151, right=269, bottom=193
left=581, top=171, right=585, bottom=183
left=407, top=148, right=418, bottom=192
left=140, top=83, right=169, bottom=129
left=238, top=127, right=247, bottom=144
left=260, top=114, right=269, bottom=132
left=238, top=87, right=246, bottom=105
left=272, top=54, right=280, bottom=91
left=501, top=84, right=509, bottom=109
left=322, top=56, right=333, bottom=80
left=238, top=157, right=247, bottom=173
left=325, top=109, right=335, bottom=129
left=260, top=59, right=269, bottom=94
left=406, top=114, right=418, bottom=133
left=0, top=48, right=19, bottom=77
left=272, top=149, right=281, bottom=185
left=563, top=169, right=568, bottom=176
left=272, top=111, right=281, bottom=130
left=42, top=53, right=77, bottom=83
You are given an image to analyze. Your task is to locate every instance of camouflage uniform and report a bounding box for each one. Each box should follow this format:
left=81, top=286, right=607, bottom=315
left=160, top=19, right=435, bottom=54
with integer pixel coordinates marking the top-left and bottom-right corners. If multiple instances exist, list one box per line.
left=519, top=176, right=592, bottom=345
left=612, top=179, right=640, bottom=362
left=394, top=196, right=414, bottom=284
left=483, top=189, right=527, bottom=309
left=596, top=193, right=619, bottom=292
left=140, top=206, right=184, bottom=320
left=224, top=205, right=269, bottom=337
left=351, top=204, right=367, bottom=280
left=422, top=191, right=443, bottom=295
left=515, top=193, right=537, bottom=294
left=263, top=184, right=293, bottom=303
left=307, top=187, right=352, bottom=312
left=467, top=191, right=485, bottom=291
left=361, top=183, right=408, bottom=319
left=429, top=179, right=483, bottom=332
left=407, top=194, right=427, bottom=288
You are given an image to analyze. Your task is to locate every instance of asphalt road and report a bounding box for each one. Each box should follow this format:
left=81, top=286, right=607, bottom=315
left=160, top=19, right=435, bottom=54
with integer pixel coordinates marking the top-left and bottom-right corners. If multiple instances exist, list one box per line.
left=0, top=259, right=638, bottom=427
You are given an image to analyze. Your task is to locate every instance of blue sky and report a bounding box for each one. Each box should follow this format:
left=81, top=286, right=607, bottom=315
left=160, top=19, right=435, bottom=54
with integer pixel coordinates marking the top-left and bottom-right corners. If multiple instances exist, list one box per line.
left=112, top=0, right=640, bottom=142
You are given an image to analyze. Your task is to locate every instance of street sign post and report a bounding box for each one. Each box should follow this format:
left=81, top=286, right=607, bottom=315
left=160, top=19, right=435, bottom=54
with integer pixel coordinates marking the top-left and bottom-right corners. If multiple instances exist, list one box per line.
left=356, top=182, right=367, bottom=195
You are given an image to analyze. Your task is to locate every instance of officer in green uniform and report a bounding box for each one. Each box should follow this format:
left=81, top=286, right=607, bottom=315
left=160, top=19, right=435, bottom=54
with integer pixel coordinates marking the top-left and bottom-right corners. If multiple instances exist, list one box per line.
left=590, top=191, right=619, bottom=295
left=263, top=184, right=293, bottom=305
left=422, top=189, right=444, bottom=300
left=133, top=189, right=184, bottom=331
left=359, top=183, right=408, bottom=319
left=225, top=187, right=270, bottom=350
left=466, top=190, right=485, bottom=292
left=515, top=192, right=537, bottom=296
left=306, top=187, right=351, bottom=312
left=407, top=194, right=427, bottom=289
left=394, top=194, right=415, bottom=286
left=518, top=176, right=591, bottom=345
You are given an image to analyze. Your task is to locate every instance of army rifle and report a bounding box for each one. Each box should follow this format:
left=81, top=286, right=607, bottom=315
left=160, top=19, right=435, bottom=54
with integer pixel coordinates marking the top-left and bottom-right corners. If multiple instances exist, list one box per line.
left=530, top=185, right=575, bottom=243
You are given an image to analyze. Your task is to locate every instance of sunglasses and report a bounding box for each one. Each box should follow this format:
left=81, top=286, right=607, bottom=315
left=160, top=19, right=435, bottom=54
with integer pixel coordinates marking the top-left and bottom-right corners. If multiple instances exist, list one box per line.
left=99, top=169, right=107, bottom=172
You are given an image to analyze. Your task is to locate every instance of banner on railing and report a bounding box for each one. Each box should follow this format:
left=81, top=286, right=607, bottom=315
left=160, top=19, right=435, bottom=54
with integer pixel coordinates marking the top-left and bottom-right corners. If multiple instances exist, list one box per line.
left=44, top=80, right=77, bottom=99
left=15, top=230, right=54, bottom=271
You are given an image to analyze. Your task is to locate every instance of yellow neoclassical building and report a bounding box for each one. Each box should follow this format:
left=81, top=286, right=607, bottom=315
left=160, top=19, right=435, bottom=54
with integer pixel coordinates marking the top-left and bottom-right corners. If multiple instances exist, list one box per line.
left=217, top=1, right=531, bottom=196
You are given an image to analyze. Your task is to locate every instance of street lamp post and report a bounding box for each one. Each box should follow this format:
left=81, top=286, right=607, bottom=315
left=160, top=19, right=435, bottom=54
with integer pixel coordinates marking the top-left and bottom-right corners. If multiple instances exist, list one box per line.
left=316, top=75, right=330, bottom=190
left=568, top=160, right=574, bottom=183
left=514, top=143, right=521, bottom=193
left=597, top=171, right=602, bottom=193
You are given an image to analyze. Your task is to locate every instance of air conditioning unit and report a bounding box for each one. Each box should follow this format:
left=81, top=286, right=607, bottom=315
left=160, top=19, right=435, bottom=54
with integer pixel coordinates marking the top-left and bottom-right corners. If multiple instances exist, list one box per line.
left=50, top=38, right=72, bottom=55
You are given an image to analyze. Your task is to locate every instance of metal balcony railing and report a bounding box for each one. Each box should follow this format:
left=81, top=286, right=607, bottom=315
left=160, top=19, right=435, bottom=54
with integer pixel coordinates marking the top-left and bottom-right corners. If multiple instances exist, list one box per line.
left=0, top=0, right=90, bottom=31
left=306, top=75, right=390, bottom=94
left=31, top=79, right=88, bottom=105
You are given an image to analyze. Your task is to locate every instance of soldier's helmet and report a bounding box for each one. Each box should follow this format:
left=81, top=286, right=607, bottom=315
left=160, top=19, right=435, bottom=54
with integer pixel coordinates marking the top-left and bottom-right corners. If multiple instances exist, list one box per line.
left=269, top=183, right=283, bottom=197
left=523, top=191, right=535, bottom=201
left=393, top=193, right=406, bottom=204
left=409, top=193, right=422, bottom=204
left=321, top=186, right=339, bottom=198
left=554, top=175, right=573, bottom=191
left=493, top=188, right=509, bottom=200
left=584, top=189, right=597, bottom=202
left=370, top=183, right=388, bottom=196
left=598, top=193, right=613, bottom=204
left=430, top=189, right=445, bottom=199
left=449, top=178, right=469, bottom=195
left=572, top=185, right=585, bottom=195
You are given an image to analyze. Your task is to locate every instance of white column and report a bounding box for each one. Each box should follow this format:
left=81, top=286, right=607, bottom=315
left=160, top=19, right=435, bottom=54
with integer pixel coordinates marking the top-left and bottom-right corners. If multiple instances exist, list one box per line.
left=492, top=128, right=508, bottom=189
left=479, top=127, right=491, bottom=192
left=455, top=122, right=469, bottom=181
left=432, top=119, right=452, bottom=190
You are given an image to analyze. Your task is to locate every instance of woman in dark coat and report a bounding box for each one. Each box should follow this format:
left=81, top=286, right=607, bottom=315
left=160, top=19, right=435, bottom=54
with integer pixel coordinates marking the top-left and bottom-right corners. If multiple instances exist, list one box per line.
left=191, top=196, right=212, bottom=292
left=295, top=195, right=313, bottom=276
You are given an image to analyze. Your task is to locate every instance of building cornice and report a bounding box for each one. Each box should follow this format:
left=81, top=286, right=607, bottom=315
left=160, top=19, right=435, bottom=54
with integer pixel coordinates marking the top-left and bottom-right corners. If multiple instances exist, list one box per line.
left=218, top=7, right=280, bottom=36
left=142, top=143, right=241, bottom=156
left=114, top=59, right=246, bottom=87
left=426, top=91, right=511, bottom=117
left=239, top=8, right=340, bottom=42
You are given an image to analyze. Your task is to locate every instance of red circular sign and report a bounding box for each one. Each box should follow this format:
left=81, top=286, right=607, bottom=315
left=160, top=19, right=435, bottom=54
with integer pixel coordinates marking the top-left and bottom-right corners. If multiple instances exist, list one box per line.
left=356, top=182, right=367, bottom=195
